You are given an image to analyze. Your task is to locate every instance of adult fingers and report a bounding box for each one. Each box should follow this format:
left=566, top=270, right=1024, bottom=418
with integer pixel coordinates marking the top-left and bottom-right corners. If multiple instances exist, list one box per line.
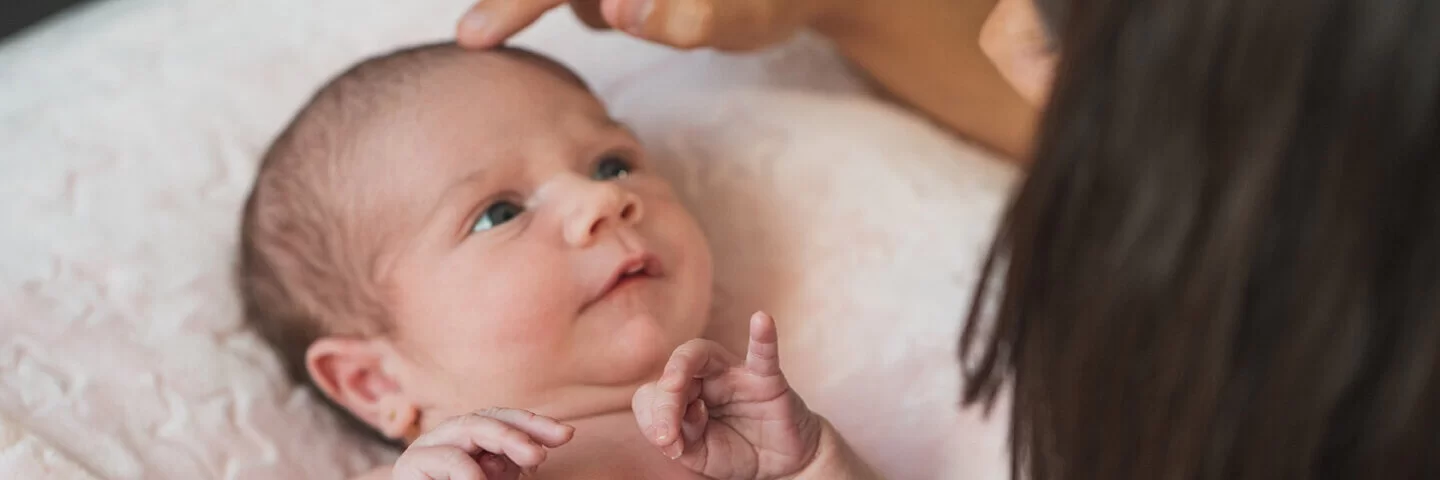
left=615, top=0, right=803, bottom=51
left=569, top=0, right=611, bottom=29
left=457, top=0, right=568, bottom=48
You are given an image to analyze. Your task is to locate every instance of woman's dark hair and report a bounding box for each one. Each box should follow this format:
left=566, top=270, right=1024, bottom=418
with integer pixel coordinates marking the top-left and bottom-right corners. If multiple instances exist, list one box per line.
left=961, top=0, right=1440, bottom=478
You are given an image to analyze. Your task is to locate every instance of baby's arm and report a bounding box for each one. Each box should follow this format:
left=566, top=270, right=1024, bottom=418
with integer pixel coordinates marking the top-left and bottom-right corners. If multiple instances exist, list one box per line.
left=815, top=0, right=1037, bottom=160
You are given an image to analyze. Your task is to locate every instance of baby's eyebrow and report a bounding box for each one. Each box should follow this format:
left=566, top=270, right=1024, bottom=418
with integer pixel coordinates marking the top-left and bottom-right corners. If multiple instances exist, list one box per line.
left=442, top=169, right=489, bottom=199
left=603, top=117, right=634, bottom=133
left=425, top=168, right=489, bottom=230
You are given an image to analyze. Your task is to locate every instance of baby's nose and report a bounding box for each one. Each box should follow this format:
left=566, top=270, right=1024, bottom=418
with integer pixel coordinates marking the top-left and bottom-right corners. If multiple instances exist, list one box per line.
left=562, top=180, right=643, bottom=247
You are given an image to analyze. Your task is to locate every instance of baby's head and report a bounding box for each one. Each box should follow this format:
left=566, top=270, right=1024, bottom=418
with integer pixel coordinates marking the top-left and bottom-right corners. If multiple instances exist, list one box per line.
left=239, top=43, right=713, bottom=443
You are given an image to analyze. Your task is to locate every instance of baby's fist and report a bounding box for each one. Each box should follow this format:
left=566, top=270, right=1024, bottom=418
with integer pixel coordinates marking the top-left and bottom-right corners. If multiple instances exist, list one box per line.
left=392, top=408, right=574, bottom=480
left=632, top=312, right=823, bottom=479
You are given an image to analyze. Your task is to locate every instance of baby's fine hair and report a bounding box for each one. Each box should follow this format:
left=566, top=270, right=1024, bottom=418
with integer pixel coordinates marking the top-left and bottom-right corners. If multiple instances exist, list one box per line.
left=237, top=42, right=587, bottom=443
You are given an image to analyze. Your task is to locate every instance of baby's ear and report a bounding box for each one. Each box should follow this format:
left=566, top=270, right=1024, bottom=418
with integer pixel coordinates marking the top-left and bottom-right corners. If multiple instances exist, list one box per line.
left=306, top=337, right=418, bottom=439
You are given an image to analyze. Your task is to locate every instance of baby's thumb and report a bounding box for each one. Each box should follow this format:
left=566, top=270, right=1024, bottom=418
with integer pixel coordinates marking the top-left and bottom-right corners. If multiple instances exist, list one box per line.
left=631, top=382, right=663, bottom=445
left=679, top=398, right=707, bottom=447
left=477, top=453, right=523, bottom=480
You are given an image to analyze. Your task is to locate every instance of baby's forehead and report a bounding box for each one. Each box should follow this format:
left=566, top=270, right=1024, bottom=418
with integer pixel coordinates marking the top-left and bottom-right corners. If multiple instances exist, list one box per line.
left=371, top=55, right=612, bottom=159
left=344, top=46, right=607, bottom=161
left=321, top=44, right=593, bottom=130
left=339, top=46, right=617, bottom=217
left=416, top=47, right=590, bottom=101
left=291, top=45, right=604, bottom=233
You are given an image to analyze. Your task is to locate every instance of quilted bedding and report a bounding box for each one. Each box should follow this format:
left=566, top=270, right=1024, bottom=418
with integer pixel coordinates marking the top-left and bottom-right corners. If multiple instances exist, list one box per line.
left=0, top=0, right=1019, bottom=478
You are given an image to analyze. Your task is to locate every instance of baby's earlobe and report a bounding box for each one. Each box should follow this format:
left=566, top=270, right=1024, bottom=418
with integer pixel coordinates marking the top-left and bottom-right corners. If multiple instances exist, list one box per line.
left=378, top=402, right=422, bottom=441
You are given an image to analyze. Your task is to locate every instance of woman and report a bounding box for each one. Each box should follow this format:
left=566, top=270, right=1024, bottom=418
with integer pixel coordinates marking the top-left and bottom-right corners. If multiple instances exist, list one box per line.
left=463, top=0, right=1440, bottom=478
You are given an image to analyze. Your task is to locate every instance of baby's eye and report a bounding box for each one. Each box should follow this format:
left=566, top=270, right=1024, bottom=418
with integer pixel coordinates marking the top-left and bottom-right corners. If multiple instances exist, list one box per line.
left=592, top=155, right=633, bottom=181
left=471, top=201, right=524, bottom=233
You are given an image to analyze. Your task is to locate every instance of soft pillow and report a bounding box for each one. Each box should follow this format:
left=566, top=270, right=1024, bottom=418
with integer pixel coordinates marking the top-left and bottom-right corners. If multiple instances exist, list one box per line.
left=0, top=0, right=1017, bottom=478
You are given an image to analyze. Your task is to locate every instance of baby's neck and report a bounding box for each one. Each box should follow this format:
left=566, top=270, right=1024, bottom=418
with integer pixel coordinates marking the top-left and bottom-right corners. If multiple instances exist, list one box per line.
left=533, top=410, right=705, bottom=479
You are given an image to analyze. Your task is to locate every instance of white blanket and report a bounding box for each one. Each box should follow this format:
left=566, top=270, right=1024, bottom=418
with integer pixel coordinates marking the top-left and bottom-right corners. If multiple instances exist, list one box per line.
left=0, top=413, right=99, bottom=480
left=0, top=0, right=1018, bottom=478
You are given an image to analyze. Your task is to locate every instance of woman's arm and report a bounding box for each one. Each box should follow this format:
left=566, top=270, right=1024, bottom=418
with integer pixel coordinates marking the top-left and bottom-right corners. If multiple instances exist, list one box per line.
left=458, top=0, right=1037, bottom=162
left=816, top=0, right=1037, bottom=160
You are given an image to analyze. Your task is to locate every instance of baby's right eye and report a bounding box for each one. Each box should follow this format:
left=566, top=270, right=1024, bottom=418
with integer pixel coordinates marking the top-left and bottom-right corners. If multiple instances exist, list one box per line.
left=470, top=201, right=524, bottom=233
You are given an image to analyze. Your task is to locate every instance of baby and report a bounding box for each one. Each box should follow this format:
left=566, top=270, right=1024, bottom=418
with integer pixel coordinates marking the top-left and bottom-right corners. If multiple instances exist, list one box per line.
left=238, top=43, right=860, bottom=479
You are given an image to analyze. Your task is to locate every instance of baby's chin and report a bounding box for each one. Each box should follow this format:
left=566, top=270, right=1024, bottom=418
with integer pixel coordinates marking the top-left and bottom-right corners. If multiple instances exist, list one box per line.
left=570, top=311, right=700, bottom=387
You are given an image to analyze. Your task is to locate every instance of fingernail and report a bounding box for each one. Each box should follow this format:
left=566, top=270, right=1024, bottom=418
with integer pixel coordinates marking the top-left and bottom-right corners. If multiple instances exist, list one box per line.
left=654, top=421, right=672, bottom=442
left=460, top=12, right=488, bottom=36
left=662, top=367, right=681, bottom=390
left=625, top=0, right=654, bottom=33
left=664, top=0, right=702, bottom=43
left=685, top=400, right=705, bottom=424
left=664, top=440, right=684, bottom=459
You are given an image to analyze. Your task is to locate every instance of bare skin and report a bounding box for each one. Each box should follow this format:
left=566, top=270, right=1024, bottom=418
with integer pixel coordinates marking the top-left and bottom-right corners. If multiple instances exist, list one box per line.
left=356, top=411, right=706, bottom=480
left=364, top=313, right=876, bottom=480
left=813, top=0, right=1037, bottom=161
left=431, top=1, right=1064, bottom=476
left=457, top=0, right=1039, bottom=162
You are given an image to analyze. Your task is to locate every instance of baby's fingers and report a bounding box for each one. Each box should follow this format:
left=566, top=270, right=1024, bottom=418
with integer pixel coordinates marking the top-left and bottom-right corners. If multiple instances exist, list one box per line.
left=660, top=339, right=740, bottom=392
left=413, top=409, right=574, bottom=467
left=392, top=446, right=518, bottom=480
left=634, top=378, right=702, bottom=456
left=744, top=311, right=782, bottom=377
left=474, top=407, right=575, bottom=447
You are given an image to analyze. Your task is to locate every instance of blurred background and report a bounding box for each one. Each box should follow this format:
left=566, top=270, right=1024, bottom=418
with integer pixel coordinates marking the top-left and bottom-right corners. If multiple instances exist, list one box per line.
left=1, top=0, right=91, bottom=40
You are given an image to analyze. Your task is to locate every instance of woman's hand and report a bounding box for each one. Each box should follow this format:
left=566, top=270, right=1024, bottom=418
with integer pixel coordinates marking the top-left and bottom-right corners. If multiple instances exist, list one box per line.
left=456, top=0, right=839, bottom=51
left=391, top=408, right=574, bottom=480
left=632, top=312, right=870, bottom=479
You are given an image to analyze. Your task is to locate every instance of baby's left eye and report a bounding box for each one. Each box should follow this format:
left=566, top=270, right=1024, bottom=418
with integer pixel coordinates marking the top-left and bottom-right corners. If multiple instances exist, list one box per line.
left=592, top=155, right=633, bottom=181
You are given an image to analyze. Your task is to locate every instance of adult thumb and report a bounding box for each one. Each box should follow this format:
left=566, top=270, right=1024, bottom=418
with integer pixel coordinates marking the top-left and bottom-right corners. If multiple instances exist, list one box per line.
left=568, top=0, right=612, bottom=30
left=606, top=0, right=806, bottom=51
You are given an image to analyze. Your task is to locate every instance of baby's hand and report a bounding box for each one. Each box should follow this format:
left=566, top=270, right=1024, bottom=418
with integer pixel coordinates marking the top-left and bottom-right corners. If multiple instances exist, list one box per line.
left=632, top=312, right=824, bottom=479
left=392, top=408, right=574, bottom=480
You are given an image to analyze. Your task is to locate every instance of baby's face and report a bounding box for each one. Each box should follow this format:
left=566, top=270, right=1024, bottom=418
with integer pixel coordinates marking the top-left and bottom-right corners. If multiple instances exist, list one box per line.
left=362, top=55, right=712, bottom=422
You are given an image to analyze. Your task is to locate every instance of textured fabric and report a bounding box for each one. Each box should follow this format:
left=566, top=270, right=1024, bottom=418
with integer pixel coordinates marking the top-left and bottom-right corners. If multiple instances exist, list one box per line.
left=0, top=412, right=99, bottom=480
left=0, top=0, right=1018, bottom=478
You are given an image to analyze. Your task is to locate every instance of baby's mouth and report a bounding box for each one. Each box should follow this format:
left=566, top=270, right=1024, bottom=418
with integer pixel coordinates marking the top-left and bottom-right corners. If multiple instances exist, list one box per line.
left=585, top=254, right=663, bottom=309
